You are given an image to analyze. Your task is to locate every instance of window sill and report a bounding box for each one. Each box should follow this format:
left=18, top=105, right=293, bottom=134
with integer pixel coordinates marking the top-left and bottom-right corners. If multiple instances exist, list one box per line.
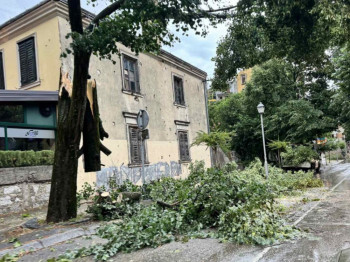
left=174, top=103, right=186, bottom=108
left=19, top=80, right=41, bottom=90
left=179, top=159, right=191, bottom=164
left=128, top=162, right=150, bottom=168
left=122, top=90, right=143, bottom=98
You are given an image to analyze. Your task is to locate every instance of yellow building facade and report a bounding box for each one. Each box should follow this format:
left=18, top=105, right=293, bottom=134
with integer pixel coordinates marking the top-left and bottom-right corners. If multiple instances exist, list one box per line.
left=0, top=0, right=211, bottom=189
left=236, top=68, right=252, bottom=93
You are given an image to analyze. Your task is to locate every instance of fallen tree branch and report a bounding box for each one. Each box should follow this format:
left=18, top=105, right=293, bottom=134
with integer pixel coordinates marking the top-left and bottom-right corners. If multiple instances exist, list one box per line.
left=156, top=200, right=181, bottom=208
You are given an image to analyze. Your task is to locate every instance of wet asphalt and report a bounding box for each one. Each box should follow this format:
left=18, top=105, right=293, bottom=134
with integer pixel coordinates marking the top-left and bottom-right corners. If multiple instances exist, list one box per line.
left=15, top=162, right=350, bottom=262
left=257, top=162, right=350, bottom=262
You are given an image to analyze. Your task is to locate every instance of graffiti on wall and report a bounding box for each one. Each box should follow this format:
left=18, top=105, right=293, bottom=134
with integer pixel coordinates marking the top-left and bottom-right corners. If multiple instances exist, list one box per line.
left=96, top=161, right=182, bottom=188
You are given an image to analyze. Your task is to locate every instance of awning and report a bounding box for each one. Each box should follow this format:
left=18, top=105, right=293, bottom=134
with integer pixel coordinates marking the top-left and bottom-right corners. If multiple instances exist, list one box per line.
left=0, top=90, right=59, bottom=102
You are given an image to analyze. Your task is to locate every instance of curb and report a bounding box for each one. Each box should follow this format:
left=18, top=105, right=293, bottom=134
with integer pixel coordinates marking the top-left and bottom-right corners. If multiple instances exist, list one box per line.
left=0, top=224, right=99, bottom=257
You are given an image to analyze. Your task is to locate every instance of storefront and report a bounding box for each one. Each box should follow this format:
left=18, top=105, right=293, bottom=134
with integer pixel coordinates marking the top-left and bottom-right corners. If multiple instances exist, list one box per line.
left=0, top=90, right=58, bottom=151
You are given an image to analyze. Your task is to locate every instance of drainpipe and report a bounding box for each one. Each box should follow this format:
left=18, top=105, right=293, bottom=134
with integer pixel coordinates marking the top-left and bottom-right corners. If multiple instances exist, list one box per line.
left=203, top=79, right=213, bottom=167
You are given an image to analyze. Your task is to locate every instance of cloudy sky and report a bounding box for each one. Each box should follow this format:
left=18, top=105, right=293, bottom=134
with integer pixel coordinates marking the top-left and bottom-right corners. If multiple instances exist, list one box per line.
left=0, top=0, right=233, bottom=78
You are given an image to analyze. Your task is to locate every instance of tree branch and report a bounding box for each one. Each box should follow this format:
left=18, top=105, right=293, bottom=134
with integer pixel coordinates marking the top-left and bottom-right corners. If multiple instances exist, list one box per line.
left=204, top=5, right=237, bottom=13
left=86, top=0, right=126, bottom=31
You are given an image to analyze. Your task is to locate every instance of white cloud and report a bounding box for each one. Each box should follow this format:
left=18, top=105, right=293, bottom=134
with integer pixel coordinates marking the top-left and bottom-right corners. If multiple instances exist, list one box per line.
left=0, top=0, right=234, bottom=78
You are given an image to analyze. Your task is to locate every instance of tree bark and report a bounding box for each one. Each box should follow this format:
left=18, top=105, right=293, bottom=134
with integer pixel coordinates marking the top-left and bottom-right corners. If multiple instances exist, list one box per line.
left=46, top=0, right=92, bottom=222
left=47, top=51, right=90, bottom=223
left=83, top=81, right=110, bottom=172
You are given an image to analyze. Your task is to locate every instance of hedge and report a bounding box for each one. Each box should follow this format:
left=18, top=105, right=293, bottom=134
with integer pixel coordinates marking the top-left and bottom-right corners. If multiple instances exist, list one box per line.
left=0, top=150, right=54, bottom=168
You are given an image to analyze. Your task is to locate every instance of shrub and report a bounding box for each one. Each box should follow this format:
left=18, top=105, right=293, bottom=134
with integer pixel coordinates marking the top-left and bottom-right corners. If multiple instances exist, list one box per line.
left=0, top=150, right=54, bottom=168
left=281, top=145, right=319, bottom=166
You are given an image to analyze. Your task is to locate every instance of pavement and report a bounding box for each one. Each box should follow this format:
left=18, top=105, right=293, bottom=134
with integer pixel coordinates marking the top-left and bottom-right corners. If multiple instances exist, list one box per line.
left=1, top=161, right=350, bottom=261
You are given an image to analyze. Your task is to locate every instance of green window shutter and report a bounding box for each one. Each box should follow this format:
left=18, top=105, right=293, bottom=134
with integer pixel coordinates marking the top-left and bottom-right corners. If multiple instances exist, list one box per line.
left=0, top=52, right=4, bottom=90
left=18, top=37, right=37, bottom=86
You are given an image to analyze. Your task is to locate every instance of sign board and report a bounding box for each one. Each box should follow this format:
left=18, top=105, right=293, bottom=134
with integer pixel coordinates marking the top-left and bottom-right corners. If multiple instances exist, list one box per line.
left=0, top=128, right=55, bottom=139
left=317, top=137, right=327, bottom=145
left=137, top=110, right=149, bottom=130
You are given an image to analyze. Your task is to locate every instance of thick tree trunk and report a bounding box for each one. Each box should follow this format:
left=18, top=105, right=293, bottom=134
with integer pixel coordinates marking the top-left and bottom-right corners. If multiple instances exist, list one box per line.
left=47, top=52, right=90, bottom=223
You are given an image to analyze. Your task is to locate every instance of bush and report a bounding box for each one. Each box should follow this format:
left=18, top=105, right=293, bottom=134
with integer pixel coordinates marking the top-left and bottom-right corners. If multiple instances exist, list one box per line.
left=0, top=150, right=54, bottom=168
left=281, top=145, right=319, bottom=166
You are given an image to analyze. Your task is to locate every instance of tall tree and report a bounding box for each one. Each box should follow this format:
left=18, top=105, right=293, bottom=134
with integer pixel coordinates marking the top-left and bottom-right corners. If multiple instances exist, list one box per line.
left=209, top=59, right=337, bottom=162
left=212, top=0, right=350, bottom=90
left=47, top=0, right=235, bottom=222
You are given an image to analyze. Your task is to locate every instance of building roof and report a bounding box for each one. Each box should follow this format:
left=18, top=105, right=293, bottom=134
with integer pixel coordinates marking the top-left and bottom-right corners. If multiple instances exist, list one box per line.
left=0, top=0, right=207, bottom=78
left=0, top=0, right=94, bottom=31
left=0, top=90, right=59, bottom=102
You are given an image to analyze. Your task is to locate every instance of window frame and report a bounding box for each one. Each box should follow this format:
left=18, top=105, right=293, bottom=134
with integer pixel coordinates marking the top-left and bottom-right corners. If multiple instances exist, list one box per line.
left=241, top=74, right=247, bottom=85
left=127, top=125, right=148, bottom=166
left=16, top=34, right=40, bottom=89
left=0, top=49, right=6, bottom=90
left=121, top=53, right=140, bottom=95
left=172, top=73, right=186, bottom=107
left=177, top=130, right=191, bottom=162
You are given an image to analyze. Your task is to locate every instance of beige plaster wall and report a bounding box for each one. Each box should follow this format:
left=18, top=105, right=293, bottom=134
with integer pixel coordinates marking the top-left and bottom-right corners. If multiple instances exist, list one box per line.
left=57, top=17, right=211, bottom=188
left=0, top=17, right=61, bottom=91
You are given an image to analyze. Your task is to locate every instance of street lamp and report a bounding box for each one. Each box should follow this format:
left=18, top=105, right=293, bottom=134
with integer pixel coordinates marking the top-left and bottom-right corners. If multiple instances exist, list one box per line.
left=257, top=102, right=269, bottom=178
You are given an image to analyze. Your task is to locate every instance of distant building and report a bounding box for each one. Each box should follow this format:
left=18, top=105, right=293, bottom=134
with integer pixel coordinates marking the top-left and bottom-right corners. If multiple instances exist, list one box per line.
left=229, top=68, right=253, bottom=94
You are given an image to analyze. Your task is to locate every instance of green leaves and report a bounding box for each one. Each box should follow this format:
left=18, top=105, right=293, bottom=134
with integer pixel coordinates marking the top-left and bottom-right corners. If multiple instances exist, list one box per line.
left=53, top=160, right=324, bottom=261
left=209, top=59, right=337, bottom=162
left=281, top=145, right=319, bottom=166
left=65, top=0, right=232, bottom=59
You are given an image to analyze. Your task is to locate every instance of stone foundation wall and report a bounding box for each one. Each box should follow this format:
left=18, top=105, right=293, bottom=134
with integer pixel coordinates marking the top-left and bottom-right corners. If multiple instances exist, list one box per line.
left=0, top=166, right=52, bottom=215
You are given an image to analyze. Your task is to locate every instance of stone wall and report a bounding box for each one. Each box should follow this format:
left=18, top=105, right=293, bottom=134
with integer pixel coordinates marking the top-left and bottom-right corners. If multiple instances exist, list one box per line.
left=0, top=166, right=52, bottom=215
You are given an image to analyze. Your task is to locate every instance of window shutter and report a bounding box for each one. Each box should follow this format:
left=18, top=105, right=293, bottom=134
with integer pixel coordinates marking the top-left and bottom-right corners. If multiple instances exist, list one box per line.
left=129, top=127, right=140, bottom=164
left=174, top=77, right=180, bottom=104
left=179, top=131, right=190, bottom=161
left=174, top=77, right=185, bottom=105
left=18, top=37, right=37, bottom=86
left=0, top=52, right=4, bottom=90
left=135, top=61, right=140, bottom=93
left=179, top=78, right=185, bottom=105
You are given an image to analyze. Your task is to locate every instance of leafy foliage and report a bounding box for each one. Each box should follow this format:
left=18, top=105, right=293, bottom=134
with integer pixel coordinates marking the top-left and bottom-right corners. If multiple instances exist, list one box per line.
left=269, top=141, right=289, bottom=152
left=281, top=146, right=319, bottom=166
left=66, top=0, right=232, bottom=59
left=209, top=59, right=337, bottom=162
left=58, top=160, right=323, bottom=261
left=77, top=181, right=142, bottom=221
left=0, top=150, right=54, bottom=168
left=192, top=131, right=232, bottom=154
left=212, top=0, right=350, bottom=90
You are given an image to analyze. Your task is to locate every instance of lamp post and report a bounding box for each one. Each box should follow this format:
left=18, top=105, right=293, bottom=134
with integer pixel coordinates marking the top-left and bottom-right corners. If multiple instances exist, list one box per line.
left=257, top=102, right=269, bottom=178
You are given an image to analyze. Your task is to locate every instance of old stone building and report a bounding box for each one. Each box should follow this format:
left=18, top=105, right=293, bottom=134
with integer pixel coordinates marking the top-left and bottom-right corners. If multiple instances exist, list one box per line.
left=0, top=0, right=211, bottom=195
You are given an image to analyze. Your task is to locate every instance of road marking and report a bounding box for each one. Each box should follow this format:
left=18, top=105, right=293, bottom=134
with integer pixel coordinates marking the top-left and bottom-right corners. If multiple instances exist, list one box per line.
left=252, top=171, right=349, bottom=262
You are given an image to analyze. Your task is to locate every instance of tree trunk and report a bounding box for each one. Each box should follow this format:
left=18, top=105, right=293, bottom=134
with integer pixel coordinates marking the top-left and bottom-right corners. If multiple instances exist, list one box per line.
left=47, top=52, right=90, bottom=223
left=83, top=81, right=110, bottom=172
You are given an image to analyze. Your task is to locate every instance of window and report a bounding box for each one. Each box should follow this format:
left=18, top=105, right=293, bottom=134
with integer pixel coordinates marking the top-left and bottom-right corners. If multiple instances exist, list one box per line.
left=123, top=55, right=140, bottom=93
left=0, top=105, right=24, bottom=123
left=173, top=76, right=185, bottom=105
left=241, top=74, right=246, bottom=85
left=129, top=126, right=147, bottom=164
left=18, top=37, right=37, bottom=86
left=178, top=131, right=190, bottom=161
left=0, top=51, right=4, bottom=90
